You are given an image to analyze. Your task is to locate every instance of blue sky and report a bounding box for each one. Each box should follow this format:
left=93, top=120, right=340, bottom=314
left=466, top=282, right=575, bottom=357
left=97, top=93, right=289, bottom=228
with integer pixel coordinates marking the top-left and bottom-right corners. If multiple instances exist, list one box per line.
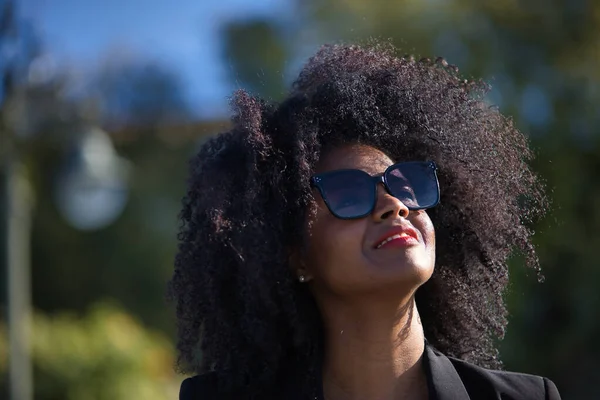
left=19, top=0, right=293, bottom=118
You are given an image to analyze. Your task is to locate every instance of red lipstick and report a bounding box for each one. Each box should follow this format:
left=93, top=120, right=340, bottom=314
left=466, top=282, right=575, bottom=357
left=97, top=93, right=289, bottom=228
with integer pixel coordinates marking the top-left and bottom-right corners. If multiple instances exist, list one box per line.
left=373, top=226, right=419, bottom=249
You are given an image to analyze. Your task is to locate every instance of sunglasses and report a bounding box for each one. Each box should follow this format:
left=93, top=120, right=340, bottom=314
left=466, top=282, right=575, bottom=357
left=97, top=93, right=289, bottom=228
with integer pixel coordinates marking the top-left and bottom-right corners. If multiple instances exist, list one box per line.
left=310, top=161, right=440, bottom=219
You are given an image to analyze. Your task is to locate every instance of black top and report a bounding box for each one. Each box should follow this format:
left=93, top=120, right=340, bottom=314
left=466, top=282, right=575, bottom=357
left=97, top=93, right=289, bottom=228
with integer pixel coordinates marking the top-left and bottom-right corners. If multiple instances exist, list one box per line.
left=179, top=342, right=561, bottom=400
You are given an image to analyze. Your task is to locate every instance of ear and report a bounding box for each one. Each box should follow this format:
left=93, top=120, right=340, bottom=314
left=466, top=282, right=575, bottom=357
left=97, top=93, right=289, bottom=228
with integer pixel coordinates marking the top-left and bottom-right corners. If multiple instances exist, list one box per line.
left=288, top=247, right=313, bottom=283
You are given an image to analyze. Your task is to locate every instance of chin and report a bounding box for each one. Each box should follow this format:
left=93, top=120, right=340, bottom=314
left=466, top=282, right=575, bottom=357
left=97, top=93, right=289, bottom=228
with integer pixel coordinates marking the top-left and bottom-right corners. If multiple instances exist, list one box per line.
left=369, top=257, right=434, bottom=286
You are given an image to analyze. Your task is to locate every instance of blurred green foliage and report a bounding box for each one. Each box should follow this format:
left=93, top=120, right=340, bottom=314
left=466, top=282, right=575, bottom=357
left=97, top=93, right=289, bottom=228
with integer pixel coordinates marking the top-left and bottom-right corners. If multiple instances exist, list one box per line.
left=0, top=302, right=179, bottom=400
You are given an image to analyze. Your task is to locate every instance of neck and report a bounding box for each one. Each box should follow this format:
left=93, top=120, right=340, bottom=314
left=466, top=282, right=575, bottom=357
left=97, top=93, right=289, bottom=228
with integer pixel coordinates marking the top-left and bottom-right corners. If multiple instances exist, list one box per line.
left=320, top=294, right=428, bottom=400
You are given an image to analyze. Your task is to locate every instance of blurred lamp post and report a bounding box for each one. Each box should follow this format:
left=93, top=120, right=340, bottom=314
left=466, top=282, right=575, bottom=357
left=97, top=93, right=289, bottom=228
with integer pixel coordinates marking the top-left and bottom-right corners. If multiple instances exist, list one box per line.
left=2, top=0, right=34, bottom=396
left=5, top=157, right=33, bottom=400
left=55, top=127, right=130, bottom=231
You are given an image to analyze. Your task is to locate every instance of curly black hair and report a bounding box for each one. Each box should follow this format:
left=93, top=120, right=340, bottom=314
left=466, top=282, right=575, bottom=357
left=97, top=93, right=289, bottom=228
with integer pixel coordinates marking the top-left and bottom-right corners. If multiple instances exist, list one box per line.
left=168, top=42, right=546, bottom=398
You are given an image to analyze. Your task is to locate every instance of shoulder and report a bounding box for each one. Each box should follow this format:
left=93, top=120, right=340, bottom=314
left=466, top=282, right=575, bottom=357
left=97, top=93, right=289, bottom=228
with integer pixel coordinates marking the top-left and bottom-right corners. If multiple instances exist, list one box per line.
left=424, top=343, right=560, bottom=400
left=178, top=372, right=278, bottom=400
left=447, top=355, right=561, bottom=400
left=179, top=372, right=219, bottom=400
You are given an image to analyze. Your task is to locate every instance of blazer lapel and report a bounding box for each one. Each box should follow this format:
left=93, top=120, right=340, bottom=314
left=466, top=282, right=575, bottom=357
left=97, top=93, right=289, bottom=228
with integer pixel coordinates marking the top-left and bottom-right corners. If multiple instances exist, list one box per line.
left=424, top=343, right=471, bottom=400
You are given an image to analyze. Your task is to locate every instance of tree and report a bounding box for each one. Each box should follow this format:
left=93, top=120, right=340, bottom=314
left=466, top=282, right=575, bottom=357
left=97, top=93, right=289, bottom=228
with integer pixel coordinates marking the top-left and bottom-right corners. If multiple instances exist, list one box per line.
left=221, top=19, right=291, bottom=101
left=92, top=53, right=191, bottom=129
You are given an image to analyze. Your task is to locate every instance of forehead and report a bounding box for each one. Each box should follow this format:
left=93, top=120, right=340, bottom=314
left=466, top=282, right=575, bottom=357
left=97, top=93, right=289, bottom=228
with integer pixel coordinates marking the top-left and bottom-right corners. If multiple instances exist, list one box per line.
left=316, top=144, right=394, bottom=175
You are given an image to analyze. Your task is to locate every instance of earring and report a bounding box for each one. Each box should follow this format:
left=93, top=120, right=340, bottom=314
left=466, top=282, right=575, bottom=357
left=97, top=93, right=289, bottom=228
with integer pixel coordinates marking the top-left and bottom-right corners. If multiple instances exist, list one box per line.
left=298, top=275, right=306, bottom=283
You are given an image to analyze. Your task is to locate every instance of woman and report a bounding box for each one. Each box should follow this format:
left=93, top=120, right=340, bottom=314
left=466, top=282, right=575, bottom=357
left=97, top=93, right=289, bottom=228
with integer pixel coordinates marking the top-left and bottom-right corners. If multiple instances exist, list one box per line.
left=169, top=43, right=561, bottom=399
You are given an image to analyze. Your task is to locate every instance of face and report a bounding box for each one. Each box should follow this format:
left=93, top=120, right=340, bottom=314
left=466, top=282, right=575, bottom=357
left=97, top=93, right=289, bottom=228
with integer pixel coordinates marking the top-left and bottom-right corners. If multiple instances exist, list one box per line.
left=298, top=144, right=436, bottom=299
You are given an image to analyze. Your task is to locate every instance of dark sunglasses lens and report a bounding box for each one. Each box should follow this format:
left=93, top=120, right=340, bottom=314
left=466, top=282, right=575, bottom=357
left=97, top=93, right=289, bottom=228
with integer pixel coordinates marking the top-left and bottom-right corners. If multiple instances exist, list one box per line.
left=319, top=170, right=374, bottom=218
left=386, top=163, right=439, bottom=209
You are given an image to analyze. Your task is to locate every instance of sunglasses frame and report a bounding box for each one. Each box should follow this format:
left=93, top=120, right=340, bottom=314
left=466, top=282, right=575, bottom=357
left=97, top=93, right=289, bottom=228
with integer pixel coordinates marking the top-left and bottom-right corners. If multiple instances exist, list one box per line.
left=310, top=160, right=440, bottom=220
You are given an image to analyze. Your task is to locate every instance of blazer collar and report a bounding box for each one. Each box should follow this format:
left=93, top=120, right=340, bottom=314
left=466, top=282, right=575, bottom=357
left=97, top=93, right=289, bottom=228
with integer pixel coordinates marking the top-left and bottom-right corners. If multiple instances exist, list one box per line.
left=423, top=342, right=471, bottom=400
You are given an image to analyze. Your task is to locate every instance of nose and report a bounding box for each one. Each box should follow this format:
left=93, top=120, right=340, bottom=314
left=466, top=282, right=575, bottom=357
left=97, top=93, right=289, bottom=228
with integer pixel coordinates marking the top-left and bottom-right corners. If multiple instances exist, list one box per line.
left=372, top=183, right=409, bottom=220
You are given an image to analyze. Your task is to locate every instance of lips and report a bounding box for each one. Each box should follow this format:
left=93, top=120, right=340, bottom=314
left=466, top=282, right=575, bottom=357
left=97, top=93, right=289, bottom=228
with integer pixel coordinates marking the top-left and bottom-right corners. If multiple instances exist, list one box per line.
left=373, top=226, right=419, bottom=249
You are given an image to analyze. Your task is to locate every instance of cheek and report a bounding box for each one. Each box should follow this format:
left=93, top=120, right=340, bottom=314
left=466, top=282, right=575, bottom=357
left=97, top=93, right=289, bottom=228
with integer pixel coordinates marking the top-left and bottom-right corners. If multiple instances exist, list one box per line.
left=418, top=212, right=436, bottom=253
left=305, top=205, right=366, bottom=273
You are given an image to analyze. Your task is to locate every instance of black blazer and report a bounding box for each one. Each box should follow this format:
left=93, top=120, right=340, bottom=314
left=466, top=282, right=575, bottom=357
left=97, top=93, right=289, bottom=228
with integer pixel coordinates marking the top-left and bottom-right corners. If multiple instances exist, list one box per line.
left=179, top=343, right=561, bottom=400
